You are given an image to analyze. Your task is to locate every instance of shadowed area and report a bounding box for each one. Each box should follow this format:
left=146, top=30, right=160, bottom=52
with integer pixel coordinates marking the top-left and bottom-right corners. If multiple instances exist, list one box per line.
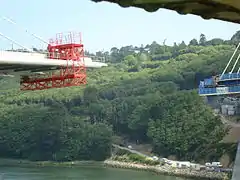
left=231, top=141, right=240, bottom=180
left=91, top=0, right=240, bottom=24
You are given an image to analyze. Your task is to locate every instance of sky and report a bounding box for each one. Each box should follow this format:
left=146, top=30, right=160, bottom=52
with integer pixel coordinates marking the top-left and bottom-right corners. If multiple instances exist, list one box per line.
left=0, top=0, right=239, bottom=53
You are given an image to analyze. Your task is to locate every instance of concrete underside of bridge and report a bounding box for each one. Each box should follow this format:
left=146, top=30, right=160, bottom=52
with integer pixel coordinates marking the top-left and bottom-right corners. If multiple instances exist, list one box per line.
left=0, top=64, right=56, bottom=73
left=92, top=0, right=240, bottom=24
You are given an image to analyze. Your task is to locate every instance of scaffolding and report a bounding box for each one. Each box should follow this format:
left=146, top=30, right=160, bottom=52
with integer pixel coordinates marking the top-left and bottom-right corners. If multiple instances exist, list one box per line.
left=20, top=32, right=87, bottom=90
left=1, top=16, right=87, bottom=91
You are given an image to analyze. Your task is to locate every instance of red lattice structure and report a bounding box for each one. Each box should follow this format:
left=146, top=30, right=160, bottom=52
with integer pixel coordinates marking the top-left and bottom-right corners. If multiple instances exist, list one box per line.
left=20, top=32, right=87, bottom=91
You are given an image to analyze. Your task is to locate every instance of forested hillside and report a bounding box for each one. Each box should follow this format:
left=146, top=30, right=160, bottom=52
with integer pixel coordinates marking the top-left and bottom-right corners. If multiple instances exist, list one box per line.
left=1, top=31, right=240, bottom=163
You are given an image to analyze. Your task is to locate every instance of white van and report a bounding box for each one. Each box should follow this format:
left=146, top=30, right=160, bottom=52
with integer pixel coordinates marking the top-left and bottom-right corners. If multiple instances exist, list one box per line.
left=212, top=162, right=222, bottom=167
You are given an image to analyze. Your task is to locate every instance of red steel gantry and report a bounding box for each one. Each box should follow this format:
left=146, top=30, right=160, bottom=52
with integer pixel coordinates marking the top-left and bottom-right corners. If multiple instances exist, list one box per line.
left=20, top=32, right=87, bottom=91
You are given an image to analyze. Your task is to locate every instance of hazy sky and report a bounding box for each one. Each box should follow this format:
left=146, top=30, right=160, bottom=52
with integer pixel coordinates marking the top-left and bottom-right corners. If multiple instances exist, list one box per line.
left=0, top=0, right=239, bottom=52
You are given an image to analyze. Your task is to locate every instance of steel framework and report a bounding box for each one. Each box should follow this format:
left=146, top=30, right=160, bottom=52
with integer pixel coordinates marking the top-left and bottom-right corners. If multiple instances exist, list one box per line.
left=20, top=32, right=87, bottom=90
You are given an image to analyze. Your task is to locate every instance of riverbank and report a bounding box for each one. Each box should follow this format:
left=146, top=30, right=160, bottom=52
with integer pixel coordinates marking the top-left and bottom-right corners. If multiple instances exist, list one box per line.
left=0, top=158, right=230, bottom=180
left=0, top=158, right=101, bottom=168
left=103, top=160, right=229, bottom=180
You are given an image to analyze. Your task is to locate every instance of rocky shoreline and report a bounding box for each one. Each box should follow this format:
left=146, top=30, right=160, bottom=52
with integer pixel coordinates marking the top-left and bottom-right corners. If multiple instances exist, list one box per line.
left=103, top=160, right=229, bottom=180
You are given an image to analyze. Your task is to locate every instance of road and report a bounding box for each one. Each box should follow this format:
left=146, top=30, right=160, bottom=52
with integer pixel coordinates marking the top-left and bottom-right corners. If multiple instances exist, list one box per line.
left=220, top=116, right=240, bottom=128
left=214, top=113, right=240, bottom=127
left=213, top=113, right=240, bottom=143
left=112, top=144, right=151, bottom=158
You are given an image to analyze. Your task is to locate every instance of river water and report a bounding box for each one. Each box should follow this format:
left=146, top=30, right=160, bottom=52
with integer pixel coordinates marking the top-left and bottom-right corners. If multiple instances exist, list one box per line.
left=0, top=165, right=194, bottom=180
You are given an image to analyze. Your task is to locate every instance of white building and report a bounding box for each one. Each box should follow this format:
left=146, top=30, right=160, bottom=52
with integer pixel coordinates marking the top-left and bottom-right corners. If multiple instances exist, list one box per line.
left=221, top=104, right=237, bottom=116
left=166, top=160, right=191, bottom=168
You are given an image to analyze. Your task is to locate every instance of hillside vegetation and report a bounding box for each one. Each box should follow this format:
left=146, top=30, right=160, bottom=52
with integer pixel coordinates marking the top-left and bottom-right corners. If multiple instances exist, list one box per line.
left=1, top=32, right=240, bottom=163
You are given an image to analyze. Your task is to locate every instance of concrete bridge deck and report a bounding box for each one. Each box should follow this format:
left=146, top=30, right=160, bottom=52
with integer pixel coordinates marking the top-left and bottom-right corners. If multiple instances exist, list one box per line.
left=0, top=51, right=108, bottom=74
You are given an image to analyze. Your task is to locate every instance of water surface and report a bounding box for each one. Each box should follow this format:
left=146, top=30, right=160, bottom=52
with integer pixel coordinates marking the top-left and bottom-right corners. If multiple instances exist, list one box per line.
left=0, top=165, right=195, bottom=180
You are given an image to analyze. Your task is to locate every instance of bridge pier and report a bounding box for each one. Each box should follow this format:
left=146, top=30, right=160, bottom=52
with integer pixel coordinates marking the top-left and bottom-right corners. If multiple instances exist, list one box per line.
left=231, top=141, right=240, bottom=180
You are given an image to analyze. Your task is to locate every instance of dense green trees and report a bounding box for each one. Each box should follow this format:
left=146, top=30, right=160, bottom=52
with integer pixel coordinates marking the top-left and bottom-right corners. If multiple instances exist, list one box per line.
left=1, top=31, right=239, bottom=162
left=147, top=91, right=226, bottom=160
left=0, top=103, right=112, bottom=161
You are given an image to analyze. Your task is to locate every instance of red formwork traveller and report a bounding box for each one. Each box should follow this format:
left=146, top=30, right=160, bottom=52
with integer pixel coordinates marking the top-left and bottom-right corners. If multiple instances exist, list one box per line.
left=20, top=32, right=87, bottom=90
